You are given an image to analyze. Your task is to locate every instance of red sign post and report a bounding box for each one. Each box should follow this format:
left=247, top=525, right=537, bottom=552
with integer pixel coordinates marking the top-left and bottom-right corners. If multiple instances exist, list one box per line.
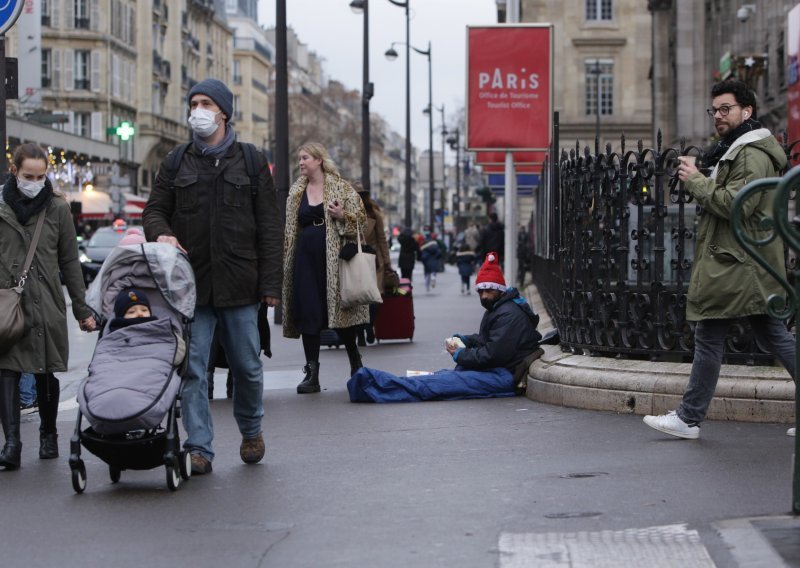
left=466, top=25, right=553, bottom=151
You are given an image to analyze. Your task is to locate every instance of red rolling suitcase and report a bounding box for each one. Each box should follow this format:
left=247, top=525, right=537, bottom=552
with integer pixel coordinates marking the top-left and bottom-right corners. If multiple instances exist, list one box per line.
left=374, top=281, right=414, bottom=342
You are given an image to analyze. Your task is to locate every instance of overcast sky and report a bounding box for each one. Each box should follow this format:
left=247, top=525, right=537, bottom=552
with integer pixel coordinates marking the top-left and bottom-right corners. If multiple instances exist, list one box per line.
left=257, top=0, right=497, bottom=154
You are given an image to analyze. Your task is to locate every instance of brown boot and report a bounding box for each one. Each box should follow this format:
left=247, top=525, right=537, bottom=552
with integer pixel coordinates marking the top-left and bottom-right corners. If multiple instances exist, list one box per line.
left=240, top=433, right=265, bottom=464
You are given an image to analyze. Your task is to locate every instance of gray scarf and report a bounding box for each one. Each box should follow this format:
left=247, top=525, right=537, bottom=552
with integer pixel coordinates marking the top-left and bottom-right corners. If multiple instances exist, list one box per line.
left=192, top=124, right=236, bottom=159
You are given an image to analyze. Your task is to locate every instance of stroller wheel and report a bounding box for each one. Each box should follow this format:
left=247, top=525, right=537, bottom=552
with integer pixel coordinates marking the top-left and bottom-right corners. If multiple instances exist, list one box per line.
left=166, top=462, right=181, bottom=491
left=179, top=451, right=191, bottom=481
left=109, top=466, right=121, bottom=483
left=71, top=462, right=87, bottom=494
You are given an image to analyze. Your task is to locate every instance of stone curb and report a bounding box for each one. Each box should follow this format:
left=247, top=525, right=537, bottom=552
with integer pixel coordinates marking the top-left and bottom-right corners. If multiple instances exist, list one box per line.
left=526, top=344, right=795, bottom=423
left=521, top=284, right=796, bottom=424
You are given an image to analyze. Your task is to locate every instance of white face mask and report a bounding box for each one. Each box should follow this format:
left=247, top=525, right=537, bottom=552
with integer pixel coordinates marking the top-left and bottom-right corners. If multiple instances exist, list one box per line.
left=17, top=178, right=46, bottom=199
left=188, top=108, right=220, bottom=138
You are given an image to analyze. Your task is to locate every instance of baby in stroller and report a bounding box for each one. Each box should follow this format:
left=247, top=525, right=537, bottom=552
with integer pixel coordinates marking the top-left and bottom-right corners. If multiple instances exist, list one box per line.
left=107, top=288, right=186, bottom=366
left=70, top=242, right=196, bottom=492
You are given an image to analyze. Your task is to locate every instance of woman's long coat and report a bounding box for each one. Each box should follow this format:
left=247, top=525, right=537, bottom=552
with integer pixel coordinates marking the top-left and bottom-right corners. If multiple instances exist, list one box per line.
left=282, top=173, right=369, bottom=338
left=0, top=191, right=92, bottom=373
left=363, top=210, right=391, bottom=291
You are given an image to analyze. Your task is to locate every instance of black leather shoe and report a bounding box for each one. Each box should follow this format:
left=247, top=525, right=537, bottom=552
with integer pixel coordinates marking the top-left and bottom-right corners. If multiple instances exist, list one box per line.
left=39, top=432, right=58, bottom=459
left=297, top=362, right=321, bottom=394
left=0, top=441, right=21, bottom=469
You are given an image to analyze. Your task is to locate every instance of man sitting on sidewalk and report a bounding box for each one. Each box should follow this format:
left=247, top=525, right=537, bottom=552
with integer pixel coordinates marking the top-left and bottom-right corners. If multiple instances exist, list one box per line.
left=347, top=252, right=542, bottom=402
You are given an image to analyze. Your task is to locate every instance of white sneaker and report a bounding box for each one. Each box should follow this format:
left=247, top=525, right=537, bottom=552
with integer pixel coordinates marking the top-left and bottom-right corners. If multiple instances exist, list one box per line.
left=788, top=428, right=796, bottom=437
left=643, top=410, right=700, bottom=440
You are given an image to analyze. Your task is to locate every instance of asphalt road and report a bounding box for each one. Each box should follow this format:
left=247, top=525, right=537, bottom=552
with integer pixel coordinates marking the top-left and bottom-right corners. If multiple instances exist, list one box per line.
left=1, top=261, right=795, bottom=567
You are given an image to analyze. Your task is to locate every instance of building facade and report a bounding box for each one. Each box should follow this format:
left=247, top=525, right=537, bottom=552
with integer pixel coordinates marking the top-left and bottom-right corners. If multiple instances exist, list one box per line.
left=519, top=0, right=653, bottom=151
left=652, top=0, right=796, bottom=151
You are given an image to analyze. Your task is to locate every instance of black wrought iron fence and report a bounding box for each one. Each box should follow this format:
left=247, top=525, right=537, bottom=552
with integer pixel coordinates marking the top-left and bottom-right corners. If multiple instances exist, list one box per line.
left=528, top=113, right=799, bottom=364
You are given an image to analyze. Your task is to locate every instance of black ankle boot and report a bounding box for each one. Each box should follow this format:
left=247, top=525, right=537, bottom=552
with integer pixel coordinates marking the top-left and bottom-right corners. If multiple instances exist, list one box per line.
left=0, top=374, right=22, bottom=470
left=297, top=362, right=321, bottom=394
left=39, top=431, right=58, bottom=459
left=347, top=351, right=363, bottom=377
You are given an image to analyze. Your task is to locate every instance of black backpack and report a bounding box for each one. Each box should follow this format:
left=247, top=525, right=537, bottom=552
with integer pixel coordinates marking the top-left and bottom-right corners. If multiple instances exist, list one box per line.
left=160, top=141, right=262, bottom=196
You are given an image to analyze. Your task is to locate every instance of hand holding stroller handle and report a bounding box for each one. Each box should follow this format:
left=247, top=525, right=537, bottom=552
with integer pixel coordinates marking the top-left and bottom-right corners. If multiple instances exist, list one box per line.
left=156, top=235, right=187, bottom=254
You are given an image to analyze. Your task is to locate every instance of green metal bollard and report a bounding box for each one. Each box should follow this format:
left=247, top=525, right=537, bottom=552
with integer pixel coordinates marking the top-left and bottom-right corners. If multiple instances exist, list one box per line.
left=732, top=170, right=800, bottom=514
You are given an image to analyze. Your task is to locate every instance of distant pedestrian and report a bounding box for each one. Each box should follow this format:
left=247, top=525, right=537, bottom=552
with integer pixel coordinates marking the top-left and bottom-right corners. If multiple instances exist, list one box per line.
left=356, top=185, right=393, bottom=345
left=397, top=227, right=419, bottom=280
left=464, top=223, right=481, bottom=252
left=478, top=213, right=505, bottom=265
left=455, top=243, right=476, bottom=294
left=644, top=79, right=795, bottom=440
left=282, top=142, right=369, bottom=394
left=19, top=374, right=37, bottom=413
left=0, top=143, right=97, bottom=470
left=420, top=235, right=442, bottom=292
left=144, top=78, right=283, bottom=474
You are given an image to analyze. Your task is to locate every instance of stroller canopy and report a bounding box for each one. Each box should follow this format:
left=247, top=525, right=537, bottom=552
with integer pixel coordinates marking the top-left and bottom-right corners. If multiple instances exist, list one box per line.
left=86, top=242, right=196, bottom=320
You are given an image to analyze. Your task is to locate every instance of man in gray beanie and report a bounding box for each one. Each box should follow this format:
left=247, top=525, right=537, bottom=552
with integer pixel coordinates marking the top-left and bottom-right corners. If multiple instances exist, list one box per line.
left=143, top=77, right=283, bottom=474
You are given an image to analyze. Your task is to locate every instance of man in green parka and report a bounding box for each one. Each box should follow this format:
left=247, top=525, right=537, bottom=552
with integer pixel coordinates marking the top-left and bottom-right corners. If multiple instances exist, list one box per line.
left=644, top=79, right=795, bottom=440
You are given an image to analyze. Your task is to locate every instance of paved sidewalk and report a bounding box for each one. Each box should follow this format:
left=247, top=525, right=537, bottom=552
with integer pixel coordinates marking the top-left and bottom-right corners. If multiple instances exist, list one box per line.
left=18, top=272, right=796, bottom=566
left=520, top=281, right=800, bottom=567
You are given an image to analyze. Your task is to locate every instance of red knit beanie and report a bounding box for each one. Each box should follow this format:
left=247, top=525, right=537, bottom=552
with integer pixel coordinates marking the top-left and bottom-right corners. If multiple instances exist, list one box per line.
left=475, top=252, right=506, bottom=291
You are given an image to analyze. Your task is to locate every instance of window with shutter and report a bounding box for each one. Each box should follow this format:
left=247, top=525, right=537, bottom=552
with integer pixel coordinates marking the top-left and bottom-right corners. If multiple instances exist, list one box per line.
left=52, top=49, right=61, bottom=90
left=112, top=53, right=120, bottom=97
left=65, top=0, right=73, bottom=29
left=91, top=112, right=103, bottom=140
left=90, top=0, right=99, bottom=31
left=91, top=51, right=100, bottom=92
left=41, top=49, right=52, bottom=88
left=64, top=48, right=74, bottom=91
left=51, top=0, right=60, bottom=29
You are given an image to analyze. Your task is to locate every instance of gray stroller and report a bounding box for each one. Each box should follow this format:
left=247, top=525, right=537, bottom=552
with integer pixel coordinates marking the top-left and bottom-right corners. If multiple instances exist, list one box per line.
left=69, top=242, right=195, bottom=493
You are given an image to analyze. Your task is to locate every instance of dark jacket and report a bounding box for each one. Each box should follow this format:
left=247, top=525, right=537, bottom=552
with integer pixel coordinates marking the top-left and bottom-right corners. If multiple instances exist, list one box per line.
left=0, top=188, right=92, bottom=373
left=456, top=250, right=476, bottom=277
left=143, top=141, right=283, bottom=307
left=454, top=288, right=541, bottom=372
left=478, top=221, right=505, bottom=259
left=420, top=239, right=442, bottom=273
left=397, top=230, right=419, bottom=273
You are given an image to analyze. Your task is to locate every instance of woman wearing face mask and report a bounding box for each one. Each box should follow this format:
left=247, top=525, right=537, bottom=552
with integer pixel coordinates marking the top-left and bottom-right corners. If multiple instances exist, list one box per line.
left=0, top=143, right=97, bottom=469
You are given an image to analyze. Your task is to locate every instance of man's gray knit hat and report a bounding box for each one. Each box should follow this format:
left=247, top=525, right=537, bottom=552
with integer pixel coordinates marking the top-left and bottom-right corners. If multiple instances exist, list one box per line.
left=188, top=78, right=233, bottom=120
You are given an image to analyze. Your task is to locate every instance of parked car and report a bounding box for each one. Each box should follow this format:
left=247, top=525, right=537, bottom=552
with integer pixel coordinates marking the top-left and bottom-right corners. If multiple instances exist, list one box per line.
left=79, top=225, right=140, bottom=284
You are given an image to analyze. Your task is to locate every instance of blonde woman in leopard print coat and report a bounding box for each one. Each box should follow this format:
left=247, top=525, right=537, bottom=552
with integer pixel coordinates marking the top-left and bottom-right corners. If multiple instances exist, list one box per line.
left=282, top=142, right=369, bottom=393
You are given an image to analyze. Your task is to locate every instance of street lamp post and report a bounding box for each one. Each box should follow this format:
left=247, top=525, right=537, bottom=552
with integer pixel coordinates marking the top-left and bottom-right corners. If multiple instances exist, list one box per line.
left=446, top=128, right=461, bottom=224
left=438, top=105, right=447, bottom=233
left=349, top=0, right=374, bottom=193
left=386, top=39, right=432, bottom=230
left=385, top=0, right=411, bottom=228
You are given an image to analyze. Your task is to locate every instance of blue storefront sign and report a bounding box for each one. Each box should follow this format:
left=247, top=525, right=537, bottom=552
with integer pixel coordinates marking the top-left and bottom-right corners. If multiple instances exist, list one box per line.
left=486, top=173, right=539, bottom=196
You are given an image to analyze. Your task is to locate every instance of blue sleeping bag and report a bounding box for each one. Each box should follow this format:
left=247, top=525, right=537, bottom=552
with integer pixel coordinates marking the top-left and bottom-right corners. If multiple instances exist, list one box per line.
left=347, top=366, right=516, bottom=403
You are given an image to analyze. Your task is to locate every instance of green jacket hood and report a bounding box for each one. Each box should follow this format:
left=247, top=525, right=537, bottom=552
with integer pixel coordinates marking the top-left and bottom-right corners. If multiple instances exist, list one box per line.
left=748, top=134, right=787, bottom=172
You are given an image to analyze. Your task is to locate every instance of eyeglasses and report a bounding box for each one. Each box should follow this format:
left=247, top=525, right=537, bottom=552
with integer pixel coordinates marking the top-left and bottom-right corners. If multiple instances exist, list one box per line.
left=706, top=104, right=741, bottom=118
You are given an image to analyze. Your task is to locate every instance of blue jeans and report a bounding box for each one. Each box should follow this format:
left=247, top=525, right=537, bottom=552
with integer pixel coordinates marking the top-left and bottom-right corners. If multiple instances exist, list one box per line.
left=182, top=304, right=264, bottom=460
left=677, top=316, right=796, bottom=425
left=19, top=373, right=36, bottom=406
